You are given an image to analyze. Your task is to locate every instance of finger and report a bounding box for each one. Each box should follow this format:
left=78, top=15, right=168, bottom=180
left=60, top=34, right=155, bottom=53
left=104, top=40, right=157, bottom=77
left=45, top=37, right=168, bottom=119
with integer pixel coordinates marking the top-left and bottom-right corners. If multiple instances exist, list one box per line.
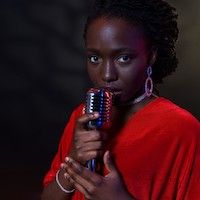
left=103, top=151, right=117, bottom=173
left=60, top=162, right=68, bottom=170
left=76, top=113, right=99, bottom=130
left=65, top=172, right=92, bottom=200
left=65, top=162, right=96, bottom=194
left=81, top=141, right=104, bottom=152
left=74, top=131, right=106, bottom=148
left=65, top=174, right=92, bottom=199
left=78, top=130, right=107, bottom=143
left=80, top=150, right=104, bottom=161
left=73, top=182, right=92, bottom=199
left=65, top=157, right=103, bottom=187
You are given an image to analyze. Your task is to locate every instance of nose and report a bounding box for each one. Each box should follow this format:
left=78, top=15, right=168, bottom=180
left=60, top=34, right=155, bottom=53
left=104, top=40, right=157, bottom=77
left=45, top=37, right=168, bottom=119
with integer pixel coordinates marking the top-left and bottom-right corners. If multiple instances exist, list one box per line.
left=101, top=60, right=118, bottom=83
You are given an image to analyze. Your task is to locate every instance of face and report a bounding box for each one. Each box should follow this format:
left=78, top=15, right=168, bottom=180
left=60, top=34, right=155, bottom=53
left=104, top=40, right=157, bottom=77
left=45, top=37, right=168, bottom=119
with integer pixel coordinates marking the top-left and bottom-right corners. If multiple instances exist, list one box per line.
left=85, top=17, right=153, bottom=104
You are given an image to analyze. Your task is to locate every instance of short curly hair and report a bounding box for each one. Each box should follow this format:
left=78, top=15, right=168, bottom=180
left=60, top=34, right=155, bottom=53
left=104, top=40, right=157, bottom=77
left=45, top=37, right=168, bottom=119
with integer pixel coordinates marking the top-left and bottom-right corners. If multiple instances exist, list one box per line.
left=83, top=0, right=179, bottom=84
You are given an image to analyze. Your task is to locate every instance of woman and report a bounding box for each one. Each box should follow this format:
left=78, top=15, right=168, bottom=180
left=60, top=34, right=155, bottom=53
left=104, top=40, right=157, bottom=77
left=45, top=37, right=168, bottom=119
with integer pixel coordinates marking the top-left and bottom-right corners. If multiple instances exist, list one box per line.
left=41, top=0, right=200, bottom=199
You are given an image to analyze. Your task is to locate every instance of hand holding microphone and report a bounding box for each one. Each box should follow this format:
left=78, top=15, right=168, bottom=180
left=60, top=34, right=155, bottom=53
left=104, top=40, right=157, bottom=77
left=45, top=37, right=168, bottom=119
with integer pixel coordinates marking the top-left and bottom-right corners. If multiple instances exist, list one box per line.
left=68, top=88, right=112, bottom=172
left=85, top=88, right=113, bottom=172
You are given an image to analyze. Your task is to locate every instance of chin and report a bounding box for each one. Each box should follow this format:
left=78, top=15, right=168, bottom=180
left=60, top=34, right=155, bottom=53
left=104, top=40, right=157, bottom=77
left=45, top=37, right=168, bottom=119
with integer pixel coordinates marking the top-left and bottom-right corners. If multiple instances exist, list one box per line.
left=114, top=92, right=142, bottom=106
left=113, top=94, right=130, bottom=106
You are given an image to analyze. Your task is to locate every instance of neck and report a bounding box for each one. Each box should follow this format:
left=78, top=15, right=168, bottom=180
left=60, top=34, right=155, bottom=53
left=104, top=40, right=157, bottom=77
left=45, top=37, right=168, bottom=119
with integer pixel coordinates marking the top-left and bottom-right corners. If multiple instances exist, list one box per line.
left=117, top=92, right=158, bottom=107
left=112, top=93, right=158, bottom=122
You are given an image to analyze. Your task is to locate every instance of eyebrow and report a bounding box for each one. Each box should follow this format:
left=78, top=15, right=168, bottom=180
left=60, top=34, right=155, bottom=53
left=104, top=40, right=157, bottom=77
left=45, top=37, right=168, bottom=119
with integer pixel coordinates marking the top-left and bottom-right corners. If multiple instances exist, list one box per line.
left=86, top=47, right=136, bottom=54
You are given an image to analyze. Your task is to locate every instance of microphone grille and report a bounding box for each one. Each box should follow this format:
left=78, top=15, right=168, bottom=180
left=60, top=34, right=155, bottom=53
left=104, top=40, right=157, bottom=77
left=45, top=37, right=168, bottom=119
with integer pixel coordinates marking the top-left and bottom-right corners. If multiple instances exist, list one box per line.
left=86, top=88, right=113, bottom=129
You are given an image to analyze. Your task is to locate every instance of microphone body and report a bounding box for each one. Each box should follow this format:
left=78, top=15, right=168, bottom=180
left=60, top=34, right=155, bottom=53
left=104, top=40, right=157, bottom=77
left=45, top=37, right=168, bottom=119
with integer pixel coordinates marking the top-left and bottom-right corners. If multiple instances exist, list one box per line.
left=85, top=88, right=113, bottom=172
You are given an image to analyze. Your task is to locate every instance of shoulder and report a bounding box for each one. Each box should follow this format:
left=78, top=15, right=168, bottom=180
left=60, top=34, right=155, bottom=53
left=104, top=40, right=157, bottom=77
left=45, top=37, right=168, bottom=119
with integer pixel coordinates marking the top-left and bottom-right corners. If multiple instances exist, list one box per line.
left=66, top=103, right=85, bottom=121
left=147, top=97, right=200, bottom=140
left=71, top=103, right=85, bottom=116
left=133, top=97, right=200, bottom=142
left=151, top=97, right=199, bottom=124
left=145, top=97, right=199, bottom=124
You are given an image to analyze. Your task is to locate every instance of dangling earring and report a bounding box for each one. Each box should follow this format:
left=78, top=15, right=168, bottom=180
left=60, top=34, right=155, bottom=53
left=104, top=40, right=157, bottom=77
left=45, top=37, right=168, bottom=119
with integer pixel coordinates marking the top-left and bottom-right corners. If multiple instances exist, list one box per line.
left=119, top=66, right=155, bottom=106
left=145, top=66, right=153, bottom=97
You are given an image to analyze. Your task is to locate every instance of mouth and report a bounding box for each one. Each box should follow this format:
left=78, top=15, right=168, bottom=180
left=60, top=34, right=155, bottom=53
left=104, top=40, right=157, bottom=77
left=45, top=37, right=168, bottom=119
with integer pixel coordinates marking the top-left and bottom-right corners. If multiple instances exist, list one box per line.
left=101, top=86, right=122, bottom=95
left=112, top=90, right=122, bottom=96
left=100, top=87, right=122, bottom=105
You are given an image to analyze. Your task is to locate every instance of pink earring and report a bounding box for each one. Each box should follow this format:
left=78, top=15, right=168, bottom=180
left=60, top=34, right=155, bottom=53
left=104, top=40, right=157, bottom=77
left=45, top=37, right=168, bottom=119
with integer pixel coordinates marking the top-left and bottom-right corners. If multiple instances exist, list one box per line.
left=145, top=66, right=153, bottom=97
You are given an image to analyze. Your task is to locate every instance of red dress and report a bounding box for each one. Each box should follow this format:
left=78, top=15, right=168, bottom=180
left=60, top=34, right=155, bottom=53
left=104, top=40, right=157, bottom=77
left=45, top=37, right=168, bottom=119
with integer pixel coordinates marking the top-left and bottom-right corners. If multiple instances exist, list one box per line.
left=43, top=97, right=200, bottom=200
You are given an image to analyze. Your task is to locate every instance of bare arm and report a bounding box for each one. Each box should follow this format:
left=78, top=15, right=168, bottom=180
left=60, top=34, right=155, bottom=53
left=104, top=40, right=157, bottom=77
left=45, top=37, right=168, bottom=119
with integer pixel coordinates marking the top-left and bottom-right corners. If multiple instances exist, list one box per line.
left=41, top=112, right=104, bottom=200
left=41, top=169, right=75, bottom=200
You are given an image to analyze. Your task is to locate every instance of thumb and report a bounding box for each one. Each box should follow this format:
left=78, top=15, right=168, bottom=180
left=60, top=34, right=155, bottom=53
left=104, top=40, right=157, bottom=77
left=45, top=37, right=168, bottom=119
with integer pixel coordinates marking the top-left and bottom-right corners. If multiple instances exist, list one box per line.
left=103, top=151, right=116, bottom=173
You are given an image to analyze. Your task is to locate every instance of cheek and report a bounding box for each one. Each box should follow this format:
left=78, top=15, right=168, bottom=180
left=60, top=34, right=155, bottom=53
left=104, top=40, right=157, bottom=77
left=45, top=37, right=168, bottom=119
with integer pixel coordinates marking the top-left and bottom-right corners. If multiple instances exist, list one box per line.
left=120, top=54, right=148, bottom=83
left=119, top=65, right=147, bottom=100
left=121, top=66, right=146, bottom=88
left=87, top=66, right=100, bottom=85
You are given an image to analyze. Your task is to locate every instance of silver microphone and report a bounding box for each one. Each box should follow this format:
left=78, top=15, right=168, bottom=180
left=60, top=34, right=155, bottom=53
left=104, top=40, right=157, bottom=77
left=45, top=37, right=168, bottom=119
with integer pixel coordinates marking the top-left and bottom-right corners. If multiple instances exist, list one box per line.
left=85, top=87, right=113, bottom=172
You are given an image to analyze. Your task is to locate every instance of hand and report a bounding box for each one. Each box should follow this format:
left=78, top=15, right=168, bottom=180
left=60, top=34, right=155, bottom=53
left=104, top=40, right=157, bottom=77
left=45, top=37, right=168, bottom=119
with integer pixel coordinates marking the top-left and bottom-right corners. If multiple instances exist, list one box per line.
left=61, top=151, right=133, bottom=200
left=69, top=112, right=108, bottom=165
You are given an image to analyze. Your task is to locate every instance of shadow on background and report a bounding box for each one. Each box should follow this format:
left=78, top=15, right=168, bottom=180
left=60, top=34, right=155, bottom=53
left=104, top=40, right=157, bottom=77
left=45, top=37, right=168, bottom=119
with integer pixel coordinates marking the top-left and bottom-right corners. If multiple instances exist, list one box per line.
left=0, top=0, right=199, bottom=199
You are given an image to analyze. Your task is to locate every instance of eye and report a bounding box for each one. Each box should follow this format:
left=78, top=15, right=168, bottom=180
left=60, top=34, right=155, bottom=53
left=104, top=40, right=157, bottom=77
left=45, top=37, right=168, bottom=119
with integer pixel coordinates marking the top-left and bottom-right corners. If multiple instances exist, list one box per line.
left=88, top=55, right=102, bottom=64
left=117, top=55, right=131, bottom=63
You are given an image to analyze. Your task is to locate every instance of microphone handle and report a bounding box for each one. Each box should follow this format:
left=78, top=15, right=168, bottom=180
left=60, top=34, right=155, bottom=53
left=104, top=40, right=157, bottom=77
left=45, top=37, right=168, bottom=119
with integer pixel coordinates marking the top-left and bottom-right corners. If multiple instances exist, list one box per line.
left=87, top=159, right=97, bottom=172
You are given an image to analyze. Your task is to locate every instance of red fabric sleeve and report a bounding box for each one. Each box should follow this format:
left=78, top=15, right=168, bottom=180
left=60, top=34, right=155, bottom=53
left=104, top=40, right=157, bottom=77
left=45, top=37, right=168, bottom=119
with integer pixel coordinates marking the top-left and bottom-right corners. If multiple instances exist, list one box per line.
left=177, top=118, right=200, bottom=199
left=43, top=104, right=83, bottom=187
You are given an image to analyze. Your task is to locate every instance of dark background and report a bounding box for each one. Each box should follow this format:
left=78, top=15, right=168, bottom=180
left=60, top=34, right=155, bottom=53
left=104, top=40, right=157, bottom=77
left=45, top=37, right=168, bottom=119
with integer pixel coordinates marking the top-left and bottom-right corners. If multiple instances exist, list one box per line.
left=0, top=0, right=199, bottom=199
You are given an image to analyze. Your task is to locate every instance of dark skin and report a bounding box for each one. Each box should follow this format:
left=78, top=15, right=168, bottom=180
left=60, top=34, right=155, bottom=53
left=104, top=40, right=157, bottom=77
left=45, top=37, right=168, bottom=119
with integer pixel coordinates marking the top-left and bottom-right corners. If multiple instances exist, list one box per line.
left=41, top=17, right=157, bottom=200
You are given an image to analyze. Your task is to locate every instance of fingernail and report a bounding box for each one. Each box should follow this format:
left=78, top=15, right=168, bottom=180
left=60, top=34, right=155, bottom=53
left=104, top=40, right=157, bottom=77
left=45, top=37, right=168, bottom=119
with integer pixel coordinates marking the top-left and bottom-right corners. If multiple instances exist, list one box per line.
left=65, top=157, right=70, bottom=162
left=60, top=163, right=65, bottom=168
left=65, top=157, right=72, bottom=163
left=70, top=161, right=82, bottom=173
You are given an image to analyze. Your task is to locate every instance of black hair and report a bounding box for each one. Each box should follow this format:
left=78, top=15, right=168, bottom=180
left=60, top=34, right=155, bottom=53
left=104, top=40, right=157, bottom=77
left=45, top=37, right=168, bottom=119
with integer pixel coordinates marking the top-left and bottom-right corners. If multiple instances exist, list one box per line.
left=83, top=0, right=179, bottom=84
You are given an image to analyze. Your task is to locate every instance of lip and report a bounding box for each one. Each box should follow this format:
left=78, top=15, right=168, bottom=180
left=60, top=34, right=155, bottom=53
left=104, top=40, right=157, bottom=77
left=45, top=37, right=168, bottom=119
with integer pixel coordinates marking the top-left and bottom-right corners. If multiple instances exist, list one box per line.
left=100, top=87, right=122, bottom=99
left=112, top=90, right=122, bottom=96
left=98, top=86, right=122, bottom=105
left=102, top=86, right=121, bottom=93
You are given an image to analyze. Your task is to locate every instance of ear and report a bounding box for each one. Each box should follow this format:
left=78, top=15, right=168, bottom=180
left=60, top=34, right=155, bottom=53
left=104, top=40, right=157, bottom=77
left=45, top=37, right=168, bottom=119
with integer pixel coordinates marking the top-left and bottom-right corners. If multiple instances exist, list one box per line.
left=149, top=47, right=157, bottom=66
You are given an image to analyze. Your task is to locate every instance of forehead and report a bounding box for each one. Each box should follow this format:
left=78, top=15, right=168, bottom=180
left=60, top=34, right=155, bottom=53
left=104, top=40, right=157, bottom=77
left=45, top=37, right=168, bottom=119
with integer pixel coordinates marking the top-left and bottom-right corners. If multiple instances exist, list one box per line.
left=85, top=17, right=148, bottom=49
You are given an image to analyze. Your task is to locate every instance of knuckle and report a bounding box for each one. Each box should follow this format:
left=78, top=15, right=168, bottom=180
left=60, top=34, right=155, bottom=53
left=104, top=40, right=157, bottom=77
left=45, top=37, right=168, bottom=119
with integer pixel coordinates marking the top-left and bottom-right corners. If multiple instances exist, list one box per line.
left=77, top=152, right=87, bottom=162
left=74, top=136, right=79, bottom=143
left=86, top=113, right=92, bottom=118
left=87, top=185, right=96, bottom=194
left=91, top=132, right=100, bottom=140
left=84, top=145, right=90, bottom=152
left=69, top=172, right=75, bottom=180
left=92, top=151, right=98, bottom=158
left=86, top=151, right=97, bottom=160
left=77, top=152, right=84, bottom=160
left=76, top=118, right=82, bottom=124
left=70, top=173, right=78, bottom=182
left=75, top=141, right=82, bottom=150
